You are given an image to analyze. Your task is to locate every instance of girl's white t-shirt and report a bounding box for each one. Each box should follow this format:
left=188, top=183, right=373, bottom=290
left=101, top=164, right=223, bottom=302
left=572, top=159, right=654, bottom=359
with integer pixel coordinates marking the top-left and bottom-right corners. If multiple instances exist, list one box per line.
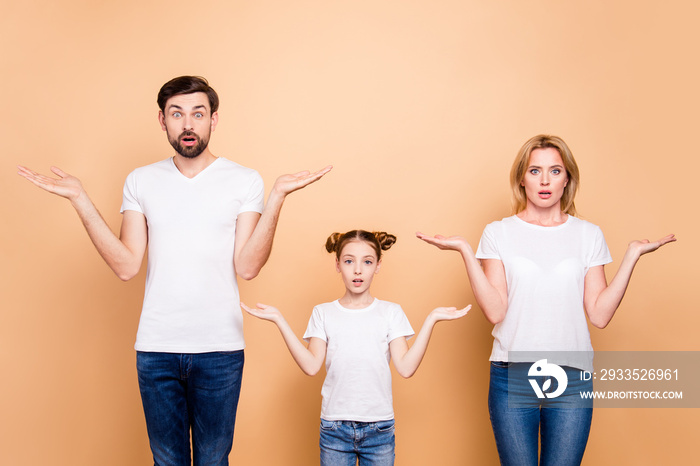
left=475, top=215, right=612, bottom=370
left=303, top=299, right=414, bottom=422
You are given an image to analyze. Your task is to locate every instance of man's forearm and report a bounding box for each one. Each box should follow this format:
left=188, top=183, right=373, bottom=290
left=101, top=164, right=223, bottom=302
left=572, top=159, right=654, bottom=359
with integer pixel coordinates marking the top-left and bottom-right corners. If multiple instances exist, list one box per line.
left=235, top=191, right=285, bottom=280
left=71, top=192, right=144, bottom=281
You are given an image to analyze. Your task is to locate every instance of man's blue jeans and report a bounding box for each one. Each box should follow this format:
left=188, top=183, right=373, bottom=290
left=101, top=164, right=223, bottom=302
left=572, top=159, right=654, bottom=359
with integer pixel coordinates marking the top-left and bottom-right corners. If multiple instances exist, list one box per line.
left=319, top=419, right=396, bottom=466
left=488, top=361, right=593, bottom=466
left=136, top=351, right=244, bottom=466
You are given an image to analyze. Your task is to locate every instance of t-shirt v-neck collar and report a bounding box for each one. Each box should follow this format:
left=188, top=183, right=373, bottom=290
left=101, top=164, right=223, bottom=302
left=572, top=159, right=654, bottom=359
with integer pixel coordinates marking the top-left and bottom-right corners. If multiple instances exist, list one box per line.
left=169, top=156, right=220, bottom=181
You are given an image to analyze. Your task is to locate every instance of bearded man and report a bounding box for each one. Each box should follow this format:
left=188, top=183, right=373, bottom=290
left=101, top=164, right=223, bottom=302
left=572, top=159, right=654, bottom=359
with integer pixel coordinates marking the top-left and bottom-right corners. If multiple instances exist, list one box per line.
left=18, top=76, right=331, bottom=466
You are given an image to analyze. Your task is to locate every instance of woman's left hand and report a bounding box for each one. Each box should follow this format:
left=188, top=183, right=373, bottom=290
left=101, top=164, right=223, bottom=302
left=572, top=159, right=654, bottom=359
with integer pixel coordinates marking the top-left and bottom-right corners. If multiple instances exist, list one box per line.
left=628, top=234, right=676, bottom=257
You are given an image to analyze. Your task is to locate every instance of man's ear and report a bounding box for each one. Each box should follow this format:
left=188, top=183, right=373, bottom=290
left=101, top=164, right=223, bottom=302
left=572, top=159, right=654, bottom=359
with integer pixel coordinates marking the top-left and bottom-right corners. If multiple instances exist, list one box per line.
left=158, top=111, right=166, bottom=131
left=210, top=111, right=219, bottom=131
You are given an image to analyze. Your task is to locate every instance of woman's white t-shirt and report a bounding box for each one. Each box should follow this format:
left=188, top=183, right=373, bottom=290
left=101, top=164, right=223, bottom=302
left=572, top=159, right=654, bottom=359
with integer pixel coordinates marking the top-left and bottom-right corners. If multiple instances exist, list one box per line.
left=475, top=215, right=612, bottom=370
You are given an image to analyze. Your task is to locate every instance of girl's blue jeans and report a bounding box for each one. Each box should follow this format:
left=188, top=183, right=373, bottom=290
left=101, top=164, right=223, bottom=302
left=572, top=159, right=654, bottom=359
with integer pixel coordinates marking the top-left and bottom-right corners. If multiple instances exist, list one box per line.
left=319, top=419, right=396, bottom=466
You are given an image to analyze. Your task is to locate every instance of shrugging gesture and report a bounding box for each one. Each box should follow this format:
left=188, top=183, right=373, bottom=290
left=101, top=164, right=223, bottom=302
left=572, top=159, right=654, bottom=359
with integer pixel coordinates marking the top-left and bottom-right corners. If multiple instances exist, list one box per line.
left=18, top=76, right=334, bottom=466
left=415, top=232, right=472, bottom=252
left=417, top=135, right=678, bottom=466
left=389, top=305, right=471, bottom=378
left=17, top=165, right=84, bottom=201
left=272, top=165, right=333, bottom=197
left=583, top=233, right=676, bottom=328
left=241, top=302, right=327, bottom=376
left=234, top=165, right=332, bottom=280
left=628, top=234, right=676, bottom=257
left=416, top=231, right=508, bottom=324
left=243, top=229, right=472, bottom=465
left=17, top=165, right=147, bottom=280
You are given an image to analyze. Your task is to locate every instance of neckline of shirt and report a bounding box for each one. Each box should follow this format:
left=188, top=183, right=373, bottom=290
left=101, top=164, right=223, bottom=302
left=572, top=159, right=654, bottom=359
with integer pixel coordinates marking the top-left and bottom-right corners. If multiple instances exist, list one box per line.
left=333, top=298, right=378, bottom=313
left=168, top=156, right=221, bottom=181
left=512, top=213, right=573, bottom=230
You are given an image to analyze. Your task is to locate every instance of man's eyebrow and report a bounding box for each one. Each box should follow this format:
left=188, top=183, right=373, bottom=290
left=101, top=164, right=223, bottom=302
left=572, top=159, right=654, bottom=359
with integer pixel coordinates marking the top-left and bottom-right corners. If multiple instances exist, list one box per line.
left=167, top=104, right=208, bottom=112
left=168, top=104, right=207, bottom=113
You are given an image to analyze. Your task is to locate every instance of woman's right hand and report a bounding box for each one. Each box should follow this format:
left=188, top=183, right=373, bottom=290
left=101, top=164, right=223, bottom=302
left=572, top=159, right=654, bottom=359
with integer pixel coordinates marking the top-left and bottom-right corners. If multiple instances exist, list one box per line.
left=416, top=231, right=472, bottom=253
left=241, top=302, right=283, bottom=324
left=627, top=234, right=676, bottom=258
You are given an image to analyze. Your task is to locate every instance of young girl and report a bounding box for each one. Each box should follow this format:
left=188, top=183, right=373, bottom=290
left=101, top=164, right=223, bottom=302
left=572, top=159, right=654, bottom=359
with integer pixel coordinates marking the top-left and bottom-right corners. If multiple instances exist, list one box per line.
left=242, top=229, right=470, bottom=465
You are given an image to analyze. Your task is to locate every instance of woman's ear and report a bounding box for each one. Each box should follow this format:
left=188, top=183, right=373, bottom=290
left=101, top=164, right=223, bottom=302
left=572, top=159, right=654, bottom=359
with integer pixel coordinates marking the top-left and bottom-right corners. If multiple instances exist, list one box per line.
left=335, top=258, right=340, bottom=273
left=375, top=260, right=382, bottom=274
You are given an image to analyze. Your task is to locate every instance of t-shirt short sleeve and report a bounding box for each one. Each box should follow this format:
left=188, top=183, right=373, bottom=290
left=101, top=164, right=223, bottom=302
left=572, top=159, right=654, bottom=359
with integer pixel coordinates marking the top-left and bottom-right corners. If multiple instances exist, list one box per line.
left=303, top=306, right=327, bottom=343
left=387, top=303, right=415, bottom=342
left=239, top=171, right=265, bottom=214
left=120, top=170, right=142, bottom=214
left=475, top=222, right=500, bottom=260
left=589, top=225, right=613, bottom=267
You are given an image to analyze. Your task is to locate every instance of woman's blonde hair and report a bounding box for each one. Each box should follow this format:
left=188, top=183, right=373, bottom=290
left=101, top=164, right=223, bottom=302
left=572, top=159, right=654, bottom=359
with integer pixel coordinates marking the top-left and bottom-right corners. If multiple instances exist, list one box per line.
left=325, top=230, right=397, bottom=261
left=510, top=134, right=580, bottom=216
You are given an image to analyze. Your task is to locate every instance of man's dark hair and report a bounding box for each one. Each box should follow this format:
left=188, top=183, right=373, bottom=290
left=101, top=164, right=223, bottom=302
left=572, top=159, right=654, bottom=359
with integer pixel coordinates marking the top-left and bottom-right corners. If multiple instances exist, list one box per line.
left=157, top=76, right=219, bottom=113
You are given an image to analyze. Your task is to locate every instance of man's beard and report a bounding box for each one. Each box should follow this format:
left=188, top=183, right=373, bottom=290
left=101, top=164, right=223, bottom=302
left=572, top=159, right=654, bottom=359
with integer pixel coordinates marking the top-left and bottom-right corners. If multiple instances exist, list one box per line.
left=168, top=130, right=210, bottom=159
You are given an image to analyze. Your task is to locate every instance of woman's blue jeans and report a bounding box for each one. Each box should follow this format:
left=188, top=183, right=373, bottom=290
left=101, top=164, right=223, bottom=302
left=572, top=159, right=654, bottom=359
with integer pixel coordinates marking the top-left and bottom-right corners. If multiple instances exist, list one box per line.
left=319, top=419, right=396, bottom=466
left=136, top=351, right=244, bottom=466
left=488, top=361, right=593, bottom=466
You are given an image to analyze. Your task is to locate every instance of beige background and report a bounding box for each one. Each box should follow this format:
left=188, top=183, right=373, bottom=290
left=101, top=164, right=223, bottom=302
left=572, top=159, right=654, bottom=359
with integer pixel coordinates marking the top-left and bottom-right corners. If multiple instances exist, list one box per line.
left=2, top=1, right=698, bottom=464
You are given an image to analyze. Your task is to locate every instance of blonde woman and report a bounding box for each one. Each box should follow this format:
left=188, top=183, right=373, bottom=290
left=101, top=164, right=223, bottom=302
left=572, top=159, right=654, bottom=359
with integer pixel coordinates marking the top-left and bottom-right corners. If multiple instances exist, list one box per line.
left=418, top=135, right=675, bottom=465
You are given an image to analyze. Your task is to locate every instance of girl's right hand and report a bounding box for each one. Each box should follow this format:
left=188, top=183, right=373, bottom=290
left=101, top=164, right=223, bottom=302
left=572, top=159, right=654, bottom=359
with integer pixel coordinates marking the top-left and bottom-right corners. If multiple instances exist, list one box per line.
left=241, top=302, right=283, bottom=324
left=416, top=232, right=472, bottom=253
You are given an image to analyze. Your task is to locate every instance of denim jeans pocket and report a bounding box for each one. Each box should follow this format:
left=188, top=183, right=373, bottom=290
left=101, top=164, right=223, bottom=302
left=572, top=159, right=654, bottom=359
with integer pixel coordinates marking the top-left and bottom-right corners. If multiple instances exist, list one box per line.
left=374, top=419, right=395, bottom=433
left=320, top=419, right=337, bottom=431
left=490, top=360, right=512, bottom=368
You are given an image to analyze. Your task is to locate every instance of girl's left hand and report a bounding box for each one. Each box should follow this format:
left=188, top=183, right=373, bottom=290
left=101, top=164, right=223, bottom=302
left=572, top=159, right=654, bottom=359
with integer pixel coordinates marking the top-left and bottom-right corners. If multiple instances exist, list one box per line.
left=241, top=302, right=283, bottom=323
left=628, top=234, right=676, bottom=257
left=431, top=305, right=472, bottom=322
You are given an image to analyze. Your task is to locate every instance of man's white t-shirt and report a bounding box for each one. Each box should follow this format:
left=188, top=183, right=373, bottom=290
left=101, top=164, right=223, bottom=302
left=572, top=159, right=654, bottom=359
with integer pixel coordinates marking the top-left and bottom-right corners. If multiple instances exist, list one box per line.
left=475, top=215, right=612, bottom=370
left=303, top=299, right=414, bottom=422
left=121, top=157, right=264, bottom=353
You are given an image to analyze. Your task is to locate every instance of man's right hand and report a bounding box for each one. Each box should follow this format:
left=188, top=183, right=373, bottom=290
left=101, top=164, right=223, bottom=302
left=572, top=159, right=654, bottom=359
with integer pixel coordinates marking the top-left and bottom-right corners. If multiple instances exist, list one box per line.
left=17, top=166, right=84, bottom=202
left=17, top=164, right=148, bottom=280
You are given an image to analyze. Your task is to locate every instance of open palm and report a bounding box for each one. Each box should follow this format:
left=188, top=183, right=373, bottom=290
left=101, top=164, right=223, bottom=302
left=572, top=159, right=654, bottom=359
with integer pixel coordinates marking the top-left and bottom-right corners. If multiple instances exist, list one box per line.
left=17, top=166, right=83, bottom=201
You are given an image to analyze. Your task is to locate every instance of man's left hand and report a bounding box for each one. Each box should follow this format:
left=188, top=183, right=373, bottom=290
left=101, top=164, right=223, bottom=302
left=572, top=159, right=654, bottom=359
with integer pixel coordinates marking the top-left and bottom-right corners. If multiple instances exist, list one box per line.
left=272, top=165, right=333, bottom=196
